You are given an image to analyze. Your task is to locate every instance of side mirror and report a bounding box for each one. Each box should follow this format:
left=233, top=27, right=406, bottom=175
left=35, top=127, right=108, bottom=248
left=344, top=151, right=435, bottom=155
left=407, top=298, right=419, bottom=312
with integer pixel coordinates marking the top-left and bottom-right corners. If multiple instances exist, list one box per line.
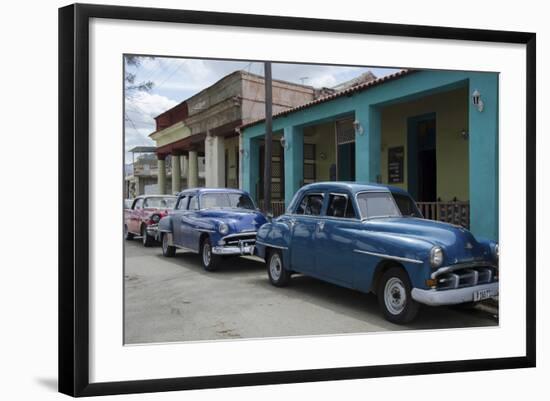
left=267, top=212, right=274, bottom=222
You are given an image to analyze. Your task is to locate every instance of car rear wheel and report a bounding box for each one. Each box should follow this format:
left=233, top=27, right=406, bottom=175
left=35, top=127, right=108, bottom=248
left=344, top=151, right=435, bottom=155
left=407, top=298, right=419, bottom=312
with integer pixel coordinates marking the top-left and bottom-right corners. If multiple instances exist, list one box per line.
left=267, top=250, right=291, bottom=287
left=161, top=233, right=176, bottom=257
left=141, top=225, right=154, bottom=247
left=124, top=224, right=134, bottom=240
left=201, top=238, right=221, bottom=271
left=377, top=267, right=419, bottom=324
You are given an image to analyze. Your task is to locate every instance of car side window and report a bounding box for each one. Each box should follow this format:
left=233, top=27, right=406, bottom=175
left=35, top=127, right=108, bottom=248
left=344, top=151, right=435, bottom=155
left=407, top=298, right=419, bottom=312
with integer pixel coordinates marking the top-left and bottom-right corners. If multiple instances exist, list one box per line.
left=326, top=194, right=356, bottom=218
left=176, top=196, right=188, bottom=210
left=188, top=195, right=199, bottom=210
left=295, top=193, right=324, bottom=216
left=133, top=198, right=143, bottom=210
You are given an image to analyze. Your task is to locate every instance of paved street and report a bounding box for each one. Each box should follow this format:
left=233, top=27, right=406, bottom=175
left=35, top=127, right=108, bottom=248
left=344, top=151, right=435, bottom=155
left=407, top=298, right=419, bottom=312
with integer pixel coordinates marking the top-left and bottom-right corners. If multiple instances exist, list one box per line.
left=124, top=240, right=497, bottom=344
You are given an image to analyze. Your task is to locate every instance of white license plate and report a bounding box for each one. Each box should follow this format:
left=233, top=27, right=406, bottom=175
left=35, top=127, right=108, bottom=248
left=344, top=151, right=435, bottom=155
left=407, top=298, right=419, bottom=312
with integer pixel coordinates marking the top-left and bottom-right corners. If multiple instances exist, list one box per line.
left=473, top=289, right=494, bottom=302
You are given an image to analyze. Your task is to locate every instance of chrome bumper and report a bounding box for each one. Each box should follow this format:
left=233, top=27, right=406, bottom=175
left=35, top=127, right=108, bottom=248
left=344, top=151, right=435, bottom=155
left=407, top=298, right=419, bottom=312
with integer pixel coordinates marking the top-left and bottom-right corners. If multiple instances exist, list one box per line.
left=212, top=244, right=254, bottom=256
left=411, top=282, right=499, bottom=306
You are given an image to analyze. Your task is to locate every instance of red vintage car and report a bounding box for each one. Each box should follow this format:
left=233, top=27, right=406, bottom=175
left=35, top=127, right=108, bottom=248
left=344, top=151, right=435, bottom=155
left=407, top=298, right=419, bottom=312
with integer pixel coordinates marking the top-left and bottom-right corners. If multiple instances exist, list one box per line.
left=124, top=195, right=176, bottom=246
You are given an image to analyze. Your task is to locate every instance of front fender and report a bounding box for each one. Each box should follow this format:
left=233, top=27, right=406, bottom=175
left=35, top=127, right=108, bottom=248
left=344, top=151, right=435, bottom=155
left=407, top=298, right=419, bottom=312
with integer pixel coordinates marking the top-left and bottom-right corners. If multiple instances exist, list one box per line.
left=353, top=231, right=433, bottom=291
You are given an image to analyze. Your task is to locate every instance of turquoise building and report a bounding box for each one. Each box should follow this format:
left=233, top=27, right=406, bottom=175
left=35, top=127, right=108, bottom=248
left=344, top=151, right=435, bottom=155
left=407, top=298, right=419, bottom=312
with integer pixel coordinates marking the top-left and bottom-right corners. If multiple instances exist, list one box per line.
left=240, top=70, right=499, bottom=241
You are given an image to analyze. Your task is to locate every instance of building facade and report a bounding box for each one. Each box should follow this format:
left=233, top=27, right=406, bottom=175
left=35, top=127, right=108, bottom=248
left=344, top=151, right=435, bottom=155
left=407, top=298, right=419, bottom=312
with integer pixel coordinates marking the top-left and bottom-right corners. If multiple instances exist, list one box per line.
left=149, top=70, right=318, bottom=194
left=240, top=70, right=499, bottom=241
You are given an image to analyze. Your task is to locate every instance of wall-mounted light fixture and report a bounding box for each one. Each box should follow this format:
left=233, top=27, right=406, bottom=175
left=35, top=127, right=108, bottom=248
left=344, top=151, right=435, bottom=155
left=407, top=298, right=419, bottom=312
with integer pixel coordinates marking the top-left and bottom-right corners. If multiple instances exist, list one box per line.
left=460, top=129, right=469, bottom=140
left=239, top=148, right=249, bottom=158
left=280, top=136, right=290, bottom=150
left=320, top=152, right=327, bottom=160
left=472, top=89, right=484, bottom=112
left=353, top=120, right=364, bottom=136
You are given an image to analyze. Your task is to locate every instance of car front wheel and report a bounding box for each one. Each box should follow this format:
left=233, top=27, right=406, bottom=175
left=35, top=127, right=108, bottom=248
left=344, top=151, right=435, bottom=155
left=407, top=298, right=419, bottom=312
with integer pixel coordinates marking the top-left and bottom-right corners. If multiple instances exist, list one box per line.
left=377, top=267, right=419, bottom=324
left=201, top=238, right=221, bottom=271
left=267, top=249, right=291, bottom=287
left=161, top=233, right=176, bottom=257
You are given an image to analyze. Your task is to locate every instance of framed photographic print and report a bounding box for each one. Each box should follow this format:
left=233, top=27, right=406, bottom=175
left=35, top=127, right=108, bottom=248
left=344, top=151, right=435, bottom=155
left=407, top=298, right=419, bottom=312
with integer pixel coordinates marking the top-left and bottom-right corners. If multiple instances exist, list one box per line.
left=58, top=3, right=536, bottom=397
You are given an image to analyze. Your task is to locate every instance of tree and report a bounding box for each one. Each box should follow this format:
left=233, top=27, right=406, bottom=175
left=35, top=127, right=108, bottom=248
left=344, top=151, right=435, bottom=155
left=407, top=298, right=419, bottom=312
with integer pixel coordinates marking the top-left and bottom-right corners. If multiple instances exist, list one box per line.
left=125, top=55, right=155, bottom=96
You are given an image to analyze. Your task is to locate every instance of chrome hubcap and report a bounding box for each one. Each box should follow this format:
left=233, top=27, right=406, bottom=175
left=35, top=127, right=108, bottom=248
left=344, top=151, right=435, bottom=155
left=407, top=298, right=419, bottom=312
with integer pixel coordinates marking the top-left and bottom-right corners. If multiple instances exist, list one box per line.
left=269, top=254, right=282, bottom=281
left=162, top=235, right=168, bottom=253
left=203, top=243, right=211, bottom=266
left=384, top=277, right=407, bottom=315
left=142, top=227, right=147, bottom=244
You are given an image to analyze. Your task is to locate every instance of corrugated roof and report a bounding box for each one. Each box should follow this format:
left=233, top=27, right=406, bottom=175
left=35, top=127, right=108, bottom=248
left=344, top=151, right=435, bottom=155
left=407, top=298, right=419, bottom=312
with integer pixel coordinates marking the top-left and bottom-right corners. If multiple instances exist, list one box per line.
left=128, top=146, right=157, bottom=153
left=240, top=69, right=415, bottom=130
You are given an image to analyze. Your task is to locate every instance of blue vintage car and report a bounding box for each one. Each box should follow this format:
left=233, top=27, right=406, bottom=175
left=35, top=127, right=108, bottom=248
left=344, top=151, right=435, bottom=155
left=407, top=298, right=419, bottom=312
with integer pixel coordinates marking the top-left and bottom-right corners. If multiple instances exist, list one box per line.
left=255, top=182, right=499, bottom=324
left=158, top=188, right=268, bottom=271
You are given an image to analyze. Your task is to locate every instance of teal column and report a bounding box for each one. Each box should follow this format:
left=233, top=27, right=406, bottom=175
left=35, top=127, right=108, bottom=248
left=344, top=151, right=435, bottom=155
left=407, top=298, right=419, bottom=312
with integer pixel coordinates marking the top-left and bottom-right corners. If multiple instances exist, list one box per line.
left=355, top=105, right=381, bottom=183
left=284, top=126, right=304, bottom=206
left=242, top=135, right=260, bottom=203
left=468, top=74, right=499, bottom=241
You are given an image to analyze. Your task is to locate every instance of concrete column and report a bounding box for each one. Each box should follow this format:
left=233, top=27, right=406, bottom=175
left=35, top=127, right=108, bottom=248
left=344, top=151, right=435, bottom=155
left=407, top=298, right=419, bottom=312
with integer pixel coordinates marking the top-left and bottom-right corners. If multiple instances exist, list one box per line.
left=469, top=74, right=499, bottom=241
left=205, top=134, right=225, bottom=187
left=157, top=157, right=166, bottom=194
left=355, top=105, right=382, bottom=183
left=171, top=153, right=182, bottom=194
left=188, top=150, right=199, bottom=188
left=284, top=126, right=304, bottom=206
left=180, top=155, right=187, bottom=178
left=242, top=136, right=260, bottom=202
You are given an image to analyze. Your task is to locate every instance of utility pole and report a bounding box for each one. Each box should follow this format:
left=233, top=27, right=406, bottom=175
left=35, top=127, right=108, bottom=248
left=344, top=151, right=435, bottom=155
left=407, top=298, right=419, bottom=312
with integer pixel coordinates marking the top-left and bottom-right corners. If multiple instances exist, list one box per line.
left=263, top=61, right=273, bottom=214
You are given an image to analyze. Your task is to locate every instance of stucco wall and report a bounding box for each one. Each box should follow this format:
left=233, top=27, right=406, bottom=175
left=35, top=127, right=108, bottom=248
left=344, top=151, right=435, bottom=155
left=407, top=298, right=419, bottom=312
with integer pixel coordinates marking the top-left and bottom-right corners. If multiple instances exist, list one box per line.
left=304, top=122, right=336, bottom=181
left=151, top=122, right=192, bottom=147
left=380, top=87, right=469, bottom=201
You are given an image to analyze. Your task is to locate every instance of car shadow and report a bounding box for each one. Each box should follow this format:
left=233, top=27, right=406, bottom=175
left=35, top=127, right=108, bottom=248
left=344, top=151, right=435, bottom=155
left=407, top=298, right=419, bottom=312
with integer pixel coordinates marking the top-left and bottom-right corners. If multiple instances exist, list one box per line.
left=245, top=274, right=498, bottom=331
left=154, top=251, right=265, bottom=277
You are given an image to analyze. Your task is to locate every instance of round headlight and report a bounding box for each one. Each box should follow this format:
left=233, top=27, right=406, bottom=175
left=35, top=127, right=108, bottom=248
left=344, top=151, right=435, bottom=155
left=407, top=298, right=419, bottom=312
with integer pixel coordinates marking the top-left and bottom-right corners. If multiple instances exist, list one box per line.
left=494, top=243, right=499, bottom=259
left=430, top=246, right=444, bottom=268
left=218, top=222, right=229, bottom=235
left=151, top=214, right=160, bottom=224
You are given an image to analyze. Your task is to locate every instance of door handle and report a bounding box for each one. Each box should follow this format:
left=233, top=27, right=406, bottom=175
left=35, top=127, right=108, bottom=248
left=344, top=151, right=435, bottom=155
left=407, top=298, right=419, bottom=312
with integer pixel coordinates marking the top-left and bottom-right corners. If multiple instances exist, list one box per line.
left=317, top=221, right=325, bottom=232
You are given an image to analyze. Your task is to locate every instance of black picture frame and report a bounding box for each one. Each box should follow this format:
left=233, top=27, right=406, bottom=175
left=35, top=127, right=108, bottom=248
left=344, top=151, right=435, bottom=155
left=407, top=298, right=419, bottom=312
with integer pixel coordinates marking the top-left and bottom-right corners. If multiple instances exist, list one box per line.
left=59, top=3, right=536, bottom=397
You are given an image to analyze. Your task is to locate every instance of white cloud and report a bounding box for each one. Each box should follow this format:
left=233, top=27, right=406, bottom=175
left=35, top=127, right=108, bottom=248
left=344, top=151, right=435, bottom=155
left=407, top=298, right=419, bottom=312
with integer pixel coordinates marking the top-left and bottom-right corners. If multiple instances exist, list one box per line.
left=124, top=91, right=177, bottom=162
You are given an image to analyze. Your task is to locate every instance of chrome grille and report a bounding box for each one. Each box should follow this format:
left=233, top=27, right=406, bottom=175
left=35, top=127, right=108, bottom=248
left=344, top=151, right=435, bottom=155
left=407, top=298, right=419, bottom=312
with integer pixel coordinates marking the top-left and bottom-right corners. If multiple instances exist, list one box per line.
left=221, top=233, right=256, bottom=246
left=436, top=266, right=496, bottom=290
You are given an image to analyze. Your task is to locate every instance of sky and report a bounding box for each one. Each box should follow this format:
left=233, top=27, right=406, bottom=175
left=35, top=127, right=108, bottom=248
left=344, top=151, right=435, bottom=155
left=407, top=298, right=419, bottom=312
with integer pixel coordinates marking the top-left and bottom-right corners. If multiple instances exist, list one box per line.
left=124, top=56, right=400, bottom=163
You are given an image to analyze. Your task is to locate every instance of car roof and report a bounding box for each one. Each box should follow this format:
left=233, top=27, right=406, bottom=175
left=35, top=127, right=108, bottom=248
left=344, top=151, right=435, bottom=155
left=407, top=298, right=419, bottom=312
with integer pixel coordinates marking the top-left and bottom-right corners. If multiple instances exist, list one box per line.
left=299, top=181, right=409, bottom=196
left=176, top=187, right=249, bottom=196
left=136, top=194, right=176, bottom=199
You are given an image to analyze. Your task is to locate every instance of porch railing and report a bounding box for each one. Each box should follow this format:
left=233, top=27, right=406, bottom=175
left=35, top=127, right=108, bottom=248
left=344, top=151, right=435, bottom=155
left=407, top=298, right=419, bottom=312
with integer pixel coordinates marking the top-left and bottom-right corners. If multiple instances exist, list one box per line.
left=259, top=200, right=287, bottom=217
left=416, top=201, right=470, bottom=228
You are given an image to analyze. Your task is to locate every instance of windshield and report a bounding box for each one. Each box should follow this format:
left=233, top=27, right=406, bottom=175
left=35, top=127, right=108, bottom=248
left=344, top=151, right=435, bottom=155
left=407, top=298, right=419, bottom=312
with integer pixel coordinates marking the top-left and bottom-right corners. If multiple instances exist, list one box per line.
left=356, top=192, right=401, bottom=219
left=200, top=193, right=255, bottom=210
left=392, top=193, right=422, bottom=218
left=145, top=197, right=176, bottom=209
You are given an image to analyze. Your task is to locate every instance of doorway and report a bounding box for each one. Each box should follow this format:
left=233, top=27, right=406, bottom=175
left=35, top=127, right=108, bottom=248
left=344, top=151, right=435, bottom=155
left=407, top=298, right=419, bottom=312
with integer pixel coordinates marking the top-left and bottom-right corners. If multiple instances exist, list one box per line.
left=336, top=118, right=356, bottom=181
left=408, top=114, right=436, bottom=202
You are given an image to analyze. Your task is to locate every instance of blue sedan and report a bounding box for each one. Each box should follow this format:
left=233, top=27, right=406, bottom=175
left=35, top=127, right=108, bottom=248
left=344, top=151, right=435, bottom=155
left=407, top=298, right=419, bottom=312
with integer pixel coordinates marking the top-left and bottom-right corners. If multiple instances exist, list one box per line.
left=158, top=188, right=268, bottom=271
left=255, top=182, right=499, bottom=324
